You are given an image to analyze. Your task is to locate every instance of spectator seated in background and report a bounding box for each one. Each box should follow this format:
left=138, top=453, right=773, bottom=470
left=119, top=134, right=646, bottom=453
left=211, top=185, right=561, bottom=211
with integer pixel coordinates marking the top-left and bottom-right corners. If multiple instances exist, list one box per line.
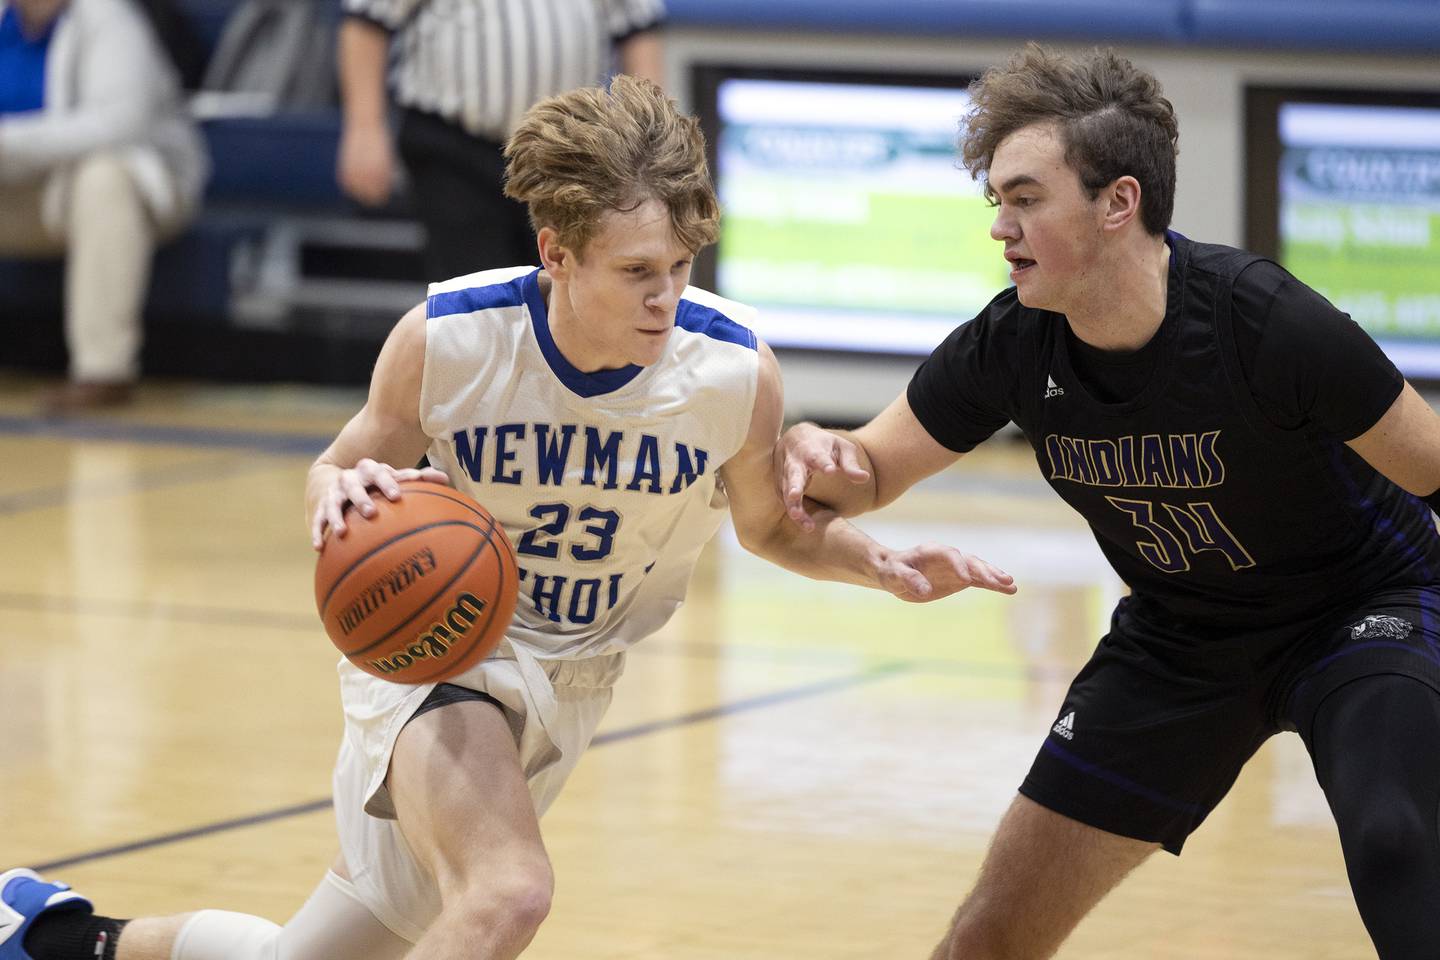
left=0, top=0, right=208, bottom=413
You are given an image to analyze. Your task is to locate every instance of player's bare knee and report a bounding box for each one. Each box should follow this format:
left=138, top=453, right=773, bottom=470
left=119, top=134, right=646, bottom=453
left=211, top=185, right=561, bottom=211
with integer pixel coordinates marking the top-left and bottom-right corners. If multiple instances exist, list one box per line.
left=945, top=915, right=1022, bottom=960
left=445, top=859, right=554, bottom=938
left=500, top=871, right=554, bottom=934
left=943, top=886, right=1057, bottom=960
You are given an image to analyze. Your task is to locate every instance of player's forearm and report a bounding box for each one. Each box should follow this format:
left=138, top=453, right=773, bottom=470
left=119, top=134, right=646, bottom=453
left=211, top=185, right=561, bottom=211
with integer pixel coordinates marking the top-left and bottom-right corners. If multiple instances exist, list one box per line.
left=796, top=427, right=881, bottom=517
left=305, top=459, right=345, bottom=530
left=742, top=506, right=890, bottom=590
left=338, top=18, right=391, bottom=130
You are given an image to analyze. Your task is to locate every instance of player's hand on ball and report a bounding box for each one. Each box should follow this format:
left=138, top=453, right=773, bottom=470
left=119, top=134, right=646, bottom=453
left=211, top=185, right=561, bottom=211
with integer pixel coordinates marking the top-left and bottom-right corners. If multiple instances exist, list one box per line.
left=776, top=423, right=871, bottom=531
left=312, top=459, right=452, bottom=550
left=876, top=543, right=1017, bottom=603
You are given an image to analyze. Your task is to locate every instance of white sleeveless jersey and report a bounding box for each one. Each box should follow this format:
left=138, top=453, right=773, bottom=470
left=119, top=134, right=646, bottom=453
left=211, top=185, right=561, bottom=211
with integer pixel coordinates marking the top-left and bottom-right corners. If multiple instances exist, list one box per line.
left=419, top=266, right=760, bottom=660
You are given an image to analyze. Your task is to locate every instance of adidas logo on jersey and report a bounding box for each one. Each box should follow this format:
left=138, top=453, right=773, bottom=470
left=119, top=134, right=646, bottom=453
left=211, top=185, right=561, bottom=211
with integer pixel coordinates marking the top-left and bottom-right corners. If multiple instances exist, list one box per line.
left=1044, top=375, right=1064, bottom=399
left=1052, top=711, right=1075, bottom=740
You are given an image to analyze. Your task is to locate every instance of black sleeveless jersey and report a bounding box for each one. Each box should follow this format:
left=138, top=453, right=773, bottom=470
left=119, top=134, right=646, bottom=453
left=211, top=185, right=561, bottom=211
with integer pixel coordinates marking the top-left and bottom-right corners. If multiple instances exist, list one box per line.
left=908, top=233, right=1440, bottom=632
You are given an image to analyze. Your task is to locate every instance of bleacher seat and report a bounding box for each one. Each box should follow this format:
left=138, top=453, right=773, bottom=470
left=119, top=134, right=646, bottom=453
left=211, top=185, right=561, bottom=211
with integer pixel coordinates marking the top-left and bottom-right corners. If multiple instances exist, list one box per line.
left=202, top=113, right=345, bottom=209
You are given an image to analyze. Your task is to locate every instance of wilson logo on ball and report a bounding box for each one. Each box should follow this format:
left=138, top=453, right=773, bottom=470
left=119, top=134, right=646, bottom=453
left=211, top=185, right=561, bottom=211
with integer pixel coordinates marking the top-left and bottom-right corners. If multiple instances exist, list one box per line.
left=316, top=481, right=519, bottom=684
left=366, top=592, right=488, bottom=675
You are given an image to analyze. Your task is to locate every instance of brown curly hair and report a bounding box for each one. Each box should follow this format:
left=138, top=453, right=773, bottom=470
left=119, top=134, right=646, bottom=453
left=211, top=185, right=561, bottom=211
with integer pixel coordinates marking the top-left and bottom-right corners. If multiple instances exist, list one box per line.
left=503, top=75, right=720, bottom=256
left=961, top=44, right=1179, bottom=235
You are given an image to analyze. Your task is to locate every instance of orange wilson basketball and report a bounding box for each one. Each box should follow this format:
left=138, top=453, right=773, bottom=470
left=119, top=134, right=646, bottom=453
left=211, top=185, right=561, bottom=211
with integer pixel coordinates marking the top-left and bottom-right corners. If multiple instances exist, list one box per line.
left=315, top=480, right=518, bottom=683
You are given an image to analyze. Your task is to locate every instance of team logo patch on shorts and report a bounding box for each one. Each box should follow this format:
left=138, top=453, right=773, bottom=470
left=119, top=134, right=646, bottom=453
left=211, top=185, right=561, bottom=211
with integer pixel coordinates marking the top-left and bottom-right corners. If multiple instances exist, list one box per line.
left=1349, top=614, right=1413, bottom=641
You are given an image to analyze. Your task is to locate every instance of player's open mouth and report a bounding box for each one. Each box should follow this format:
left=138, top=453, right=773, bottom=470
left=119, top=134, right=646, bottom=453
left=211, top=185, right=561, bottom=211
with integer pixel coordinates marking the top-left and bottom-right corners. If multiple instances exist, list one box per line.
left=1009, top=258, right=1036, bottom=278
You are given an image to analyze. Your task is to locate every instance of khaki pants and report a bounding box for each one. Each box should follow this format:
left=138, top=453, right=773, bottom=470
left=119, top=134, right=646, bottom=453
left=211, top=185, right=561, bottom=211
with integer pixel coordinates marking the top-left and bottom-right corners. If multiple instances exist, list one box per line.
left=0, top=152, right=186, bottom=382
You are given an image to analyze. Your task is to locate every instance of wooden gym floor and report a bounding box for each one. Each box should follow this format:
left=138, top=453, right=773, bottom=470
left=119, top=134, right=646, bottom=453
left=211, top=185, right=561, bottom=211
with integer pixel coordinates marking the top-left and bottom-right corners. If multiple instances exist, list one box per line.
left=0, top=371, right=1373, bottom=958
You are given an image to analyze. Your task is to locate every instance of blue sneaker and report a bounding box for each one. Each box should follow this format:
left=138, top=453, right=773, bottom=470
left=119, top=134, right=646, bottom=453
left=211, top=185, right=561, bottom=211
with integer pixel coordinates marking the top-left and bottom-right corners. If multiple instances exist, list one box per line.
left=0, top=869, right=92, bottom=960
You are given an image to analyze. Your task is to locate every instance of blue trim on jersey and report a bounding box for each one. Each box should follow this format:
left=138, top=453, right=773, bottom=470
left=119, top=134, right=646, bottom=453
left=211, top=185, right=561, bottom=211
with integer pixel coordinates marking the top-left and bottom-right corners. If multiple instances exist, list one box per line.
left=0, top=7, right=53, bottom=116
left=675, top=298, right=758, bottom=351
left=1326, top=439, right=1434, bottom=586
left=1165, top=229, right=1187, bottom=266
left=1319, top=438, right=1440, bottom=664
left=521, top=269, right=644, bottom=398
left=426, top=274, right=528, bottom=319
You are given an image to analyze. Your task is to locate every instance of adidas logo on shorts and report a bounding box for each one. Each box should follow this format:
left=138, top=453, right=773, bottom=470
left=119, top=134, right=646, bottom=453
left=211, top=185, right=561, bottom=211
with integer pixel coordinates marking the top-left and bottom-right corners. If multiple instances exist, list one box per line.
left=1052, top=711, right=1075, bottom=740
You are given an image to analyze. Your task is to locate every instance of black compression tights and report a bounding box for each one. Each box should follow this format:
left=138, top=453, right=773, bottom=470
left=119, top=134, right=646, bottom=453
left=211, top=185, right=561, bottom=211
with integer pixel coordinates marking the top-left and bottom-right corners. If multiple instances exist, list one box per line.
left=1304, top=674, right=1440, bottom=959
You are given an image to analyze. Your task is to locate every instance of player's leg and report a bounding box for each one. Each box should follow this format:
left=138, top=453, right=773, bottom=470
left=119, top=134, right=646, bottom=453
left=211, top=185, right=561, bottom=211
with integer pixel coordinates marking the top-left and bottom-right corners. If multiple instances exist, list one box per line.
left=928, top=604, right=1277, bottom=958
left=1301, top=673, right=1440, bottom=958
left=383, top=696, right=553, bottom=960
left=161, top=859, right=409, bottom=960
left=1279, top=591, right=1440, bottom=958
left=929, top=795, right=1157, bottom=960
left=14, top=658, right=609, bottom=960
left=0, top=869, right=115, bottom=960
left=6, top=855, right=409, bottom=960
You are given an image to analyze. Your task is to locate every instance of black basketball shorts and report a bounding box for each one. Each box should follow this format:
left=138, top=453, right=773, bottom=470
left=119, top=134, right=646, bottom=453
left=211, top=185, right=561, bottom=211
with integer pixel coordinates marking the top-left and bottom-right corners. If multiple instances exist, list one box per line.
left=1019, top=586, right=1440, bottom=854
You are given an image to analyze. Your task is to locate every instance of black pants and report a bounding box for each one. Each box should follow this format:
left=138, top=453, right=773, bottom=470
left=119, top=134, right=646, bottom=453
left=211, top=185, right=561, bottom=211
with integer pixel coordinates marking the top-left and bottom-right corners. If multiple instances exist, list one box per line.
left=1306, top=673, right=1440, bottom=959
left=396, top=108, right=538, bottom=284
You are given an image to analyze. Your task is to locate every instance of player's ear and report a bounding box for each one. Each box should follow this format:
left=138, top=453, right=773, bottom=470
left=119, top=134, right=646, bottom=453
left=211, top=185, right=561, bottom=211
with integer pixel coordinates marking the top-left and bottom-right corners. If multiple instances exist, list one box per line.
left=537, top=227, right=573, bottom=279
left=1101, top=175, right=1142, bottom=232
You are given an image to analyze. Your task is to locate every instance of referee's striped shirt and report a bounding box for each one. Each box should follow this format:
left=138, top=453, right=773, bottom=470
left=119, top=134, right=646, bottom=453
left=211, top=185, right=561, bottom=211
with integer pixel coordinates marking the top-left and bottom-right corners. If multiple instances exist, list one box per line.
left=342, top=0, right=667, bottom=140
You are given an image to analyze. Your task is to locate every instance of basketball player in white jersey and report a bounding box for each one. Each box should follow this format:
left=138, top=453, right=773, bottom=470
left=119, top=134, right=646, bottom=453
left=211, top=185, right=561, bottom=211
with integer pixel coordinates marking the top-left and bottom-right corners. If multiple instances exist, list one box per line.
left=0, top=77, right=1016, bottom=960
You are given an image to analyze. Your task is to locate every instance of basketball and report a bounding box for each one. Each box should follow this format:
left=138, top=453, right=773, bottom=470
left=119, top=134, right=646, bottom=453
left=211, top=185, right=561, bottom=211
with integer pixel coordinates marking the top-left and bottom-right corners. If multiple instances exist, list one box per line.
left=314, top=480, right=518, bottom=683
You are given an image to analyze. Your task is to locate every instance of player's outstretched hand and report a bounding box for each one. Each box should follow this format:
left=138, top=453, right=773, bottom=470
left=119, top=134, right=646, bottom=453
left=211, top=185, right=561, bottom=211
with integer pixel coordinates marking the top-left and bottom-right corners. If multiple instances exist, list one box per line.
left=875, top=543, right=1017, bottom=603
left=312, top=459, right=451, bottom=550
left=776, top=423, right=871, bottom=532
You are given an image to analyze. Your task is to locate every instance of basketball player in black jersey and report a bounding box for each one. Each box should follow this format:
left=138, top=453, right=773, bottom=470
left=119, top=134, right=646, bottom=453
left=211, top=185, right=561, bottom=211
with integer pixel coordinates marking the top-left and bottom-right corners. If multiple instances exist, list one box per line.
left=780, top=45, right=1440, bottom=960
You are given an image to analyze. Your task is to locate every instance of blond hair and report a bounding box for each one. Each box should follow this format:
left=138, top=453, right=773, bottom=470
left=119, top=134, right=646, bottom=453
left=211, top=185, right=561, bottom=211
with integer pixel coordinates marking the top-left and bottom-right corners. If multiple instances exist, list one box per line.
left=961, top=44, right=1179, bottom=235
left=504, top=75, right=720, bottom=255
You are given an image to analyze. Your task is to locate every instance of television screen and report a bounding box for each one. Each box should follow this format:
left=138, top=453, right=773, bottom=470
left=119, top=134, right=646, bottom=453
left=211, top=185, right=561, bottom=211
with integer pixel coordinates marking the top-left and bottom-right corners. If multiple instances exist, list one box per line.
left=693, top=68, right=1001, bottom=355
left=1248, top=88, right=1440, bottom=377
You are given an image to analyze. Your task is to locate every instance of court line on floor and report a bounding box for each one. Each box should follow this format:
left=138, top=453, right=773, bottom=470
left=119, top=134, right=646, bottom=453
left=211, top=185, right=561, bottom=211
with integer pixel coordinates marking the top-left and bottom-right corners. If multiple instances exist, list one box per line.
left=0, top=415, right=332, bottom=457
left=0, top=456, right=285, bottom=517
left=635, top=641, right=1078, bottom=683
left=590, top=660, right=913, bottom=747
left=0, top=590, right=1071, bottom=681
left=33, top=800, right=334, bottom=873
left=0, top=592, right=318, bottom=632
left=30, top=662, right=914, bottom=873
